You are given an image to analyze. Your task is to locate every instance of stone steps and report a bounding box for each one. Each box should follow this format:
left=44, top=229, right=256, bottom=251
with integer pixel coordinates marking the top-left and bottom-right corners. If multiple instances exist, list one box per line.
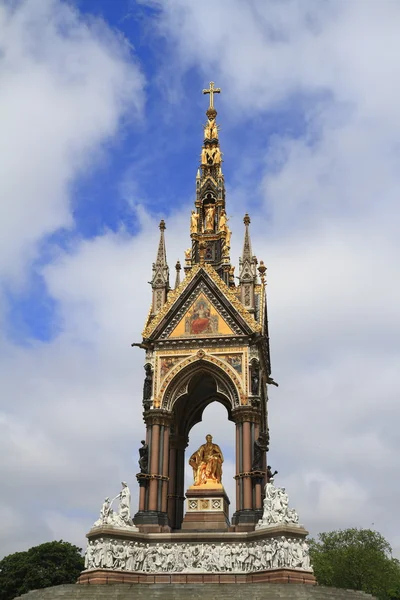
left=16, top=584, right=376, bottom=600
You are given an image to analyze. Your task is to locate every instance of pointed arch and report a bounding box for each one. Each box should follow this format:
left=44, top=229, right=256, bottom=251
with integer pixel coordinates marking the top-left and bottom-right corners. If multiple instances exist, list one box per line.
left=157, top=352, right=245, bottom=412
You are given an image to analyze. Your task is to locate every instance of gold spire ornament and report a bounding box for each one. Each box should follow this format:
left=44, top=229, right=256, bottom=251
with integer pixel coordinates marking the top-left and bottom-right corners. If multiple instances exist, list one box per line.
left=202, top=81, right=221, bottom=110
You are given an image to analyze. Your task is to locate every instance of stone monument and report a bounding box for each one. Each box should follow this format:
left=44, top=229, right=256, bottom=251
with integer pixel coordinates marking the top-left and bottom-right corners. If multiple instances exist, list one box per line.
left=78, top=82, right=316, bottom=585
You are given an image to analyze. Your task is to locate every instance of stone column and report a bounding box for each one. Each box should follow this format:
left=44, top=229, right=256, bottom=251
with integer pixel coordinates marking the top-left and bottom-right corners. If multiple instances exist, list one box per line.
left=253, top=421, right=262, bottom=512
left=167, top=443, right=177, bottom=527
left=232, top=406, right=260, bottom=528
left=235, top=421, right=241, bottom=511
left=161, top=425, right=170, bottom=513
left=135, top=409, right=172, bottom=528
left=148, top=422, right=160, bottom=511
left=242, top=420, right=252, bottom=510
left=167, top=433, right=187, bottom=529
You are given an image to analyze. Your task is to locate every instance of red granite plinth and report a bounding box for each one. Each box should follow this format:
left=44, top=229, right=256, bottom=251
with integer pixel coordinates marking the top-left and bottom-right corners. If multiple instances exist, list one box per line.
left=181, top=485, right=230, bottom=530
left=78, top=569, right=316, bottom=585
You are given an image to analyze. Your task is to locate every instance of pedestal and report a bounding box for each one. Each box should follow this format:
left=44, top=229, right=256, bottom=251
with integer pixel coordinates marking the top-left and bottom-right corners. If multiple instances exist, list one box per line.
left=181, top=484, right=230, bottom=531
left=78, top=523, right=316, bottom=584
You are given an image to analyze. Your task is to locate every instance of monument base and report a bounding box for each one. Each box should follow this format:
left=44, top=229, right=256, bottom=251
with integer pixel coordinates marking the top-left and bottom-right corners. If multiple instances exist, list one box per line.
left=78, top=568, right=316, bottom=584
left=78, top=523, right=315, bottom=585
left=181, top=485, right=230, bottom=530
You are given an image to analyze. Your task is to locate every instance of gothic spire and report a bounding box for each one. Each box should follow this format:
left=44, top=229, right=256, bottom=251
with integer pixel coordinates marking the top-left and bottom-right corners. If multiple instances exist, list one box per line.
left=189, top=82, right=232, bottom=285
left=239, top=214, right=257, bottom=311
left=150, top=220, right=170, bottom=316
left=174, top=260, right=181, bottom=289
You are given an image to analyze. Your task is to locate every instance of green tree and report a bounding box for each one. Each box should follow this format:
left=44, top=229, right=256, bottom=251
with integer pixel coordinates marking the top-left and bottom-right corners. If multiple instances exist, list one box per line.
left=0, top=540, right=84, bottom=600
left=309, top=528, right=400, bottom=600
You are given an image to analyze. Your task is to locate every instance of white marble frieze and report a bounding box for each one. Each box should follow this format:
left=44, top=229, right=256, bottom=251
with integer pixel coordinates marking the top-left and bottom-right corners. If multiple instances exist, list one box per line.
left=84, top=536, right=312, bottom=573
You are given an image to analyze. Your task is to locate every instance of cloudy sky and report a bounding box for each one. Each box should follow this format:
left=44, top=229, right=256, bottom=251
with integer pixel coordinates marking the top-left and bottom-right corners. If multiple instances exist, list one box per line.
left=0, top=0, right=399, bottom=560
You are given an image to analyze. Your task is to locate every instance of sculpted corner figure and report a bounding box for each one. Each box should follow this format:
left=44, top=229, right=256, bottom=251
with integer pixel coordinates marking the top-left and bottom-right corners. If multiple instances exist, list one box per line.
left=138, top=440, right=149, bottom=474
left=219, top=208, right=228, bottom=233
left=190, top=210, right=199, bottom=234
left=189, top=434, right=224, bottom=486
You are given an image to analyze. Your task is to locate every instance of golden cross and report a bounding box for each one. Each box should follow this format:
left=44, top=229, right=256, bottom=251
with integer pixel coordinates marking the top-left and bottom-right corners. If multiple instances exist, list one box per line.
left=203, top=81, right=221, bottom=109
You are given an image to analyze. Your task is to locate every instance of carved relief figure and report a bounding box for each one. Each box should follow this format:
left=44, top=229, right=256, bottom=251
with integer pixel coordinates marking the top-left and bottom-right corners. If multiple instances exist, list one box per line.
left=204, top=204, right=216, bottom=232
left=84, top=535, right=313, bottom=574
left=189, top=434, right=224, bottom=486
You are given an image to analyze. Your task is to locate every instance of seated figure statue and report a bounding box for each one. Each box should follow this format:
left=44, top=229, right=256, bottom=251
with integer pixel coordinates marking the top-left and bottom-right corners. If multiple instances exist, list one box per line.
left=189, top=434, right=224, bottom=486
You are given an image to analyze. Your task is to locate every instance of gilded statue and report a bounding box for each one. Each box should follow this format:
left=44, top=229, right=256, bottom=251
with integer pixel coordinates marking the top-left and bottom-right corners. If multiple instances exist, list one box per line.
left=204, top=204, right=215, bottom=232
left=219, top=208, right=228, bottom=232
left=212, top=146, right=222, bottom=165
left=204, top=118, right=218, bottom=140
left=225, top=226, right=232, bottom=248
left=184, top=248, right=191, bottom=261
left=189, top=434, right=224, bottom=486
left=190, top=210, right=199, bottom=234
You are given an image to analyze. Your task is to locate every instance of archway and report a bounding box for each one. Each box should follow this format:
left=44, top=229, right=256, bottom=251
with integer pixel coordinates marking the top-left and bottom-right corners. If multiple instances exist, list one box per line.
left=164, top=360, right=238, bottom=530
left=185, top=401, right=235, bottom=514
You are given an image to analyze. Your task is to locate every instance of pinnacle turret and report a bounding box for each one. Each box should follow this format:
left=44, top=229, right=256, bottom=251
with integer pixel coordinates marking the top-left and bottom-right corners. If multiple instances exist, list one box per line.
left=239, top=214, right=257, bottom=311
left=150, top=220, right=170, bottom=316
left=174, top=260, right=181, bottom=289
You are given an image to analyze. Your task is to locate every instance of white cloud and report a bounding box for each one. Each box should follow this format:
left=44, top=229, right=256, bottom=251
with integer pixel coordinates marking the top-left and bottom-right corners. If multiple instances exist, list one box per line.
left=0, top=0, right=146, bottom=556
left=0, top=0, right=144, bottom=286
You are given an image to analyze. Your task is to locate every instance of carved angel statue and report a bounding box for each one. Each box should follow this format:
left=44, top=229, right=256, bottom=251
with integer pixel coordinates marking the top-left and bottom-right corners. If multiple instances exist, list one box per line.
left=189, top=434, right=224, bottom=486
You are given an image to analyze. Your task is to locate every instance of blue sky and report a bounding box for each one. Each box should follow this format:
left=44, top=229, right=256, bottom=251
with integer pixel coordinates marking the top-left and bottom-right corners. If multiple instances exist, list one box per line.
left=5, top=0, right=312, bottom=345
left=0, top=0, right=399, bottom=560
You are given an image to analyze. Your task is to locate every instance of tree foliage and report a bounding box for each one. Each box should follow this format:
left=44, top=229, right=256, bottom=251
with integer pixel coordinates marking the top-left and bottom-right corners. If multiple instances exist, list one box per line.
left=0, top=540, right=84, bottom=600
left=309, top=528, right=400, bottom=600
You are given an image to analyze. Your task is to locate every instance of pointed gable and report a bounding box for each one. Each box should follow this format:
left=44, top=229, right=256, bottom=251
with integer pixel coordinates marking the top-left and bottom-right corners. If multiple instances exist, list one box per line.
left=142, top=263, right=262, bottom=341
left=169, top=292, right=235, bottom=338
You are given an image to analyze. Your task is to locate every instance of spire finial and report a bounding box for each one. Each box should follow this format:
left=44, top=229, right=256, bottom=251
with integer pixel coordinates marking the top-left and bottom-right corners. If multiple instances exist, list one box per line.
left=174, top=260, right=181, bottom=289
left=258, top=260, right=267, bottom=284
left=159, top=219, right=166, bottom=231
left=203, top=81, right=221, bottom=117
